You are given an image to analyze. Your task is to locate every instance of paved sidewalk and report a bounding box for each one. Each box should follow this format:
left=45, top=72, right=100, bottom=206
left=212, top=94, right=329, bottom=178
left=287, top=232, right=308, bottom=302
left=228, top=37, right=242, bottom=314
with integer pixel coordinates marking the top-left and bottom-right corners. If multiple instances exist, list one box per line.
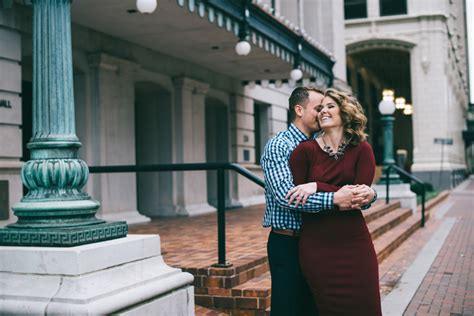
left=383, top=176, right=474, bottom=316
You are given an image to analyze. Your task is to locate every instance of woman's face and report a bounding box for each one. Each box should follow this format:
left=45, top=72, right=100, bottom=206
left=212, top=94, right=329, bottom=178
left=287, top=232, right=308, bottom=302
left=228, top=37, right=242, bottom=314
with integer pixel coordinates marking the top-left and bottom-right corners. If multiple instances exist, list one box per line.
left=317, top=96, right=342, bottom=129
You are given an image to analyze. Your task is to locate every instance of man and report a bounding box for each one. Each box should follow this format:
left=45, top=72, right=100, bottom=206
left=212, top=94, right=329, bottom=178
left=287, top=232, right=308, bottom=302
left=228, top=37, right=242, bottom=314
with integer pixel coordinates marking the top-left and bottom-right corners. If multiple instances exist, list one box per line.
left=261, top=87, right=376, bottom=316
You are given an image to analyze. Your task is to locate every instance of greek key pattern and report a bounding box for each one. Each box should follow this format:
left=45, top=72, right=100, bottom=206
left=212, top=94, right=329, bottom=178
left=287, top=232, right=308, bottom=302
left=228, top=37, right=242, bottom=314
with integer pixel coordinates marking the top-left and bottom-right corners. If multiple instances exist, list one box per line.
left=21, top=159, right=89, bottom=200
left=0, top=222, right=128, bottom=247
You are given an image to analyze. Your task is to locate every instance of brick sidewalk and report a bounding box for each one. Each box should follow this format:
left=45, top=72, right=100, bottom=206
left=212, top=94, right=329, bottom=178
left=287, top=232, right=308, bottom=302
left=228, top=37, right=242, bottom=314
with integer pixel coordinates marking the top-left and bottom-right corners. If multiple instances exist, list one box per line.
left=402, top=180, right=474, bottom=315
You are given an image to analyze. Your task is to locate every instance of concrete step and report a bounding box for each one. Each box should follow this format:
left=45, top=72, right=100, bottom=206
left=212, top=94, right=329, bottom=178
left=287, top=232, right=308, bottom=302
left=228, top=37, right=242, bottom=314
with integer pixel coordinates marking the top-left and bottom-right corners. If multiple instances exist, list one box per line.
left=375, top=191, right=450, bottom=262
left=363, top=200, right=401, bottom=224
left=367, top=207, right=412, bottom=240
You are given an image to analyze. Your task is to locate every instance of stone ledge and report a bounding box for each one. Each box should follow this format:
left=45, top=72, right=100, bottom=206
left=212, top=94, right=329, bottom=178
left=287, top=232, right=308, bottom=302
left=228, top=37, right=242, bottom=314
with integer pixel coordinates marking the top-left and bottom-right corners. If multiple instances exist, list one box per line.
left=0, top=234, right=160, bottom=275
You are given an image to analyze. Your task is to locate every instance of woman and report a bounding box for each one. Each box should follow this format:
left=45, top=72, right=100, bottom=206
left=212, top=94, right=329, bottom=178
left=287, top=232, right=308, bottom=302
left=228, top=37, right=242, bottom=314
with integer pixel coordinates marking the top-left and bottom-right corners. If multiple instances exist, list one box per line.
left=289, top=88, right=382, bottom=315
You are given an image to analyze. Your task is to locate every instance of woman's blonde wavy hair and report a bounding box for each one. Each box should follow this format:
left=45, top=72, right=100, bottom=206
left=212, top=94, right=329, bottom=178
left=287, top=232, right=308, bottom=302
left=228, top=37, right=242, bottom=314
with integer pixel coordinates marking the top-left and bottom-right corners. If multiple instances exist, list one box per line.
left=323, top=88, right=368, bottom=146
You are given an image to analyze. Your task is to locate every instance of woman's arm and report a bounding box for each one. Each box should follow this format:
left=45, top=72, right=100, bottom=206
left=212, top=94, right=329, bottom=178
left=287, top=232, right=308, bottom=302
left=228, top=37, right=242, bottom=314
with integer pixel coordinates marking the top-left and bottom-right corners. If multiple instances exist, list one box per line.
left=354, top=142, right=376, bottom=186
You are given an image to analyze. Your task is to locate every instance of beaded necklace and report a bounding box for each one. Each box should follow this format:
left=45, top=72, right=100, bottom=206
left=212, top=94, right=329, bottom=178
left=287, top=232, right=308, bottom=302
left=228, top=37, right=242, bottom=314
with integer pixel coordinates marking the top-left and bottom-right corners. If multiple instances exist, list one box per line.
left=321, top=135, right=348, bottom=160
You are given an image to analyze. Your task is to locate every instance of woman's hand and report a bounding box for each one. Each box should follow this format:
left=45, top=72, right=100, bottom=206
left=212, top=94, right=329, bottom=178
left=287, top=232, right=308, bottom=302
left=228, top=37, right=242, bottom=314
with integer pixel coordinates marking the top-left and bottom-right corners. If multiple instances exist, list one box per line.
left=347, top=184, right=375, bottom=208
left=286, top=182, right=318, bottom=207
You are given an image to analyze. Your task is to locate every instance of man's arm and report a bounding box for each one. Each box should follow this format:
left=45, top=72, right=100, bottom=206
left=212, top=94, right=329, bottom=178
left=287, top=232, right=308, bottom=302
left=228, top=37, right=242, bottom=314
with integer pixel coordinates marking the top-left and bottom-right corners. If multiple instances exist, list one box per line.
left=261, top=138, right=334, bottom=213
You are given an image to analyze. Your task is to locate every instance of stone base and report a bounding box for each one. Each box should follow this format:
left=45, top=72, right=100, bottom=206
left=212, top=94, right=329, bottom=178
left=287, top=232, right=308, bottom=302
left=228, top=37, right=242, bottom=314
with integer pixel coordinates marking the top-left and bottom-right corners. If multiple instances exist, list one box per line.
left=412, top=169, right=467, bottom=191
left=177, top=203, right=216, bottom=217
left=373, top=183, right=417, bottom=213
left=0, top=235, right=194, bottom=315
left=0, top=221, right=128, bottom=247
left=99, top=210, right=151, bottom=225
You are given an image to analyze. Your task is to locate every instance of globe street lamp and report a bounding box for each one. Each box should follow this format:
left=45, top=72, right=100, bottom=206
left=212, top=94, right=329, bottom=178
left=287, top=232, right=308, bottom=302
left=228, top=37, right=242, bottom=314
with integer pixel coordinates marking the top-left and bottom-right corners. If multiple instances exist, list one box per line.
left=378, top=89, right=401, bottom=184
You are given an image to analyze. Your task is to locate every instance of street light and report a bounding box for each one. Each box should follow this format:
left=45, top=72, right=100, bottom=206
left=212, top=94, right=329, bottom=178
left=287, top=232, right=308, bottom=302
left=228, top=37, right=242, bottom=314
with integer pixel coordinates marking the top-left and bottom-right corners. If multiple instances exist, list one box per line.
left=395, top=97, right=406, bottom=110
left=290, top=68, right=303, bottom=81
left=403, top=103, right=413, bottom=115
left=235, top=0, right=252, bottom=56
left=378, top=89, right=401, bottom=184
left=136, top=0, right=157, bottom=13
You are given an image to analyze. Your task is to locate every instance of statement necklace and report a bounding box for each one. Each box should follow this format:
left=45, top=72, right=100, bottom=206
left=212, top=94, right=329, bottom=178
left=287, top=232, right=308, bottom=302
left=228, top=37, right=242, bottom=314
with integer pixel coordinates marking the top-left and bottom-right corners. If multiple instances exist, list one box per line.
left=321, top=135, right=347, bottom=160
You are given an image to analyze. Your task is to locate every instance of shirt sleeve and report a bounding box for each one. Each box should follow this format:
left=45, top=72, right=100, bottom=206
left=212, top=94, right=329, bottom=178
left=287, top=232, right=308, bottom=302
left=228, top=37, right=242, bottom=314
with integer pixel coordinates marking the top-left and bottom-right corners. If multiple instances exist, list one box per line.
left=261, top=138, right=334, bottom=212
left=355, top=142, right=378, bottom=210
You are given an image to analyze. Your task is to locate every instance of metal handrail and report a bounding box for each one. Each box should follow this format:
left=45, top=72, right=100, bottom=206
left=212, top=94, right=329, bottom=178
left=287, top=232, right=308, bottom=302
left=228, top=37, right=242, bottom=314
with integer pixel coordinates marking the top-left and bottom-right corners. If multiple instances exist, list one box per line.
left=385, top=164, right=426, bottom=227
left=89, top=162, right=265, bottom=268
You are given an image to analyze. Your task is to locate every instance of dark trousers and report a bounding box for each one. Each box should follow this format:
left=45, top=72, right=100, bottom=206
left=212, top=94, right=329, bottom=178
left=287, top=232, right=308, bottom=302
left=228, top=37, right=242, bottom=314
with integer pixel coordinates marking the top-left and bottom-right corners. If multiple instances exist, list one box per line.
left=267, top=231, right=318, bottom=316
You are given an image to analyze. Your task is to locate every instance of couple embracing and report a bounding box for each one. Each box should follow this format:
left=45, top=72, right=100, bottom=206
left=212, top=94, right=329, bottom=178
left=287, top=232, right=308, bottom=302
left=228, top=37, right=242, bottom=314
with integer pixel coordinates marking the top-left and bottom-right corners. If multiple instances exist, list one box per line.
left=261, top=87, right=382, bottom=316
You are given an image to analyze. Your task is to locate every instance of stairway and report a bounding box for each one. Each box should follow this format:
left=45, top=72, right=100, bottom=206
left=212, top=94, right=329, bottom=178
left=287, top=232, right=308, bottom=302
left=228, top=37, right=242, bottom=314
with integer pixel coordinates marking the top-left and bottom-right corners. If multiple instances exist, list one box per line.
left=194, top=193, right=449, bottom=316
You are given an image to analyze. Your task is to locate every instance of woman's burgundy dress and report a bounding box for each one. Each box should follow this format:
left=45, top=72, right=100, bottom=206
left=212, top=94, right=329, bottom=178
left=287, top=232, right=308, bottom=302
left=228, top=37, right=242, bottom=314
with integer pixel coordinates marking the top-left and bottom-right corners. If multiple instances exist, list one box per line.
left=289, top=140, right=382, bottom=316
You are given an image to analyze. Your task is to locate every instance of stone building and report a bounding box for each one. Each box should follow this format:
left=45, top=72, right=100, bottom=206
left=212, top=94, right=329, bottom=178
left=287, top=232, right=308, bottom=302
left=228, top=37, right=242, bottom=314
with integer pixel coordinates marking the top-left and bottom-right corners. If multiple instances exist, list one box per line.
left=0, top=0, right=344, bottom=225
left=344, top=0, right=470, bottom=189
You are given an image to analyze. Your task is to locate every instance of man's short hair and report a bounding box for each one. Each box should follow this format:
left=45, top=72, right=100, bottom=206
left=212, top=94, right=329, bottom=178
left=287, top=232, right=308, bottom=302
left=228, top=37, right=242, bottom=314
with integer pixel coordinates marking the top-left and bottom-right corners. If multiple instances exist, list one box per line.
left=288, top=86, right=324, bottom=122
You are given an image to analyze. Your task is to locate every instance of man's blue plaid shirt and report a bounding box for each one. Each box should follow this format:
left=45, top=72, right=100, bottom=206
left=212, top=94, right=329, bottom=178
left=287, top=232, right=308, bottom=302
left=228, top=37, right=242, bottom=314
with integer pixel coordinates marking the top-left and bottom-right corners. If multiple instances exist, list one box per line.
left=261, top=124, right=335, bottom=230
left=261, top=124, right=376, bottom=231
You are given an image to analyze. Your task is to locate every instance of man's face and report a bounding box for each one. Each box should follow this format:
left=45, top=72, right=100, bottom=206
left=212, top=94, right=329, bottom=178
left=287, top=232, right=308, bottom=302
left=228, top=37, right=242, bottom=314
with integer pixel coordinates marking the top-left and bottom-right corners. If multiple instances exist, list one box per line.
left=297, top=91, right=324, bottom=134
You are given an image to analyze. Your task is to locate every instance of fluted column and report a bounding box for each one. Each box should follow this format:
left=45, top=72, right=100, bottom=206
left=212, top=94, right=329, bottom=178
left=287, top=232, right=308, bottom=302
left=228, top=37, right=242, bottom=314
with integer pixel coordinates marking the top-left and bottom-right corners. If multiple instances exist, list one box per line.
left=0, top=0, right=127, bottom=246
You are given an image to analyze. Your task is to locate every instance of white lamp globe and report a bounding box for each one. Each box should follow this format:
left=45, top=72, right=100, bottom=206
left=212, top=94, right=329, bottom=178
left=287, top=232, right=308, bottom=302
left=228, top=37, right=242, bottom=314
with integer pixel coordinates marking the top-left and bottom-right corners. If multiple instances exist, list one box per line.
left=290, top=68, right=303, bottom=81
left=137, top=0, right=157, bottom=14
left=378, top=99, right=396, bottom=115
left=235, top=40, right=251, bottom=56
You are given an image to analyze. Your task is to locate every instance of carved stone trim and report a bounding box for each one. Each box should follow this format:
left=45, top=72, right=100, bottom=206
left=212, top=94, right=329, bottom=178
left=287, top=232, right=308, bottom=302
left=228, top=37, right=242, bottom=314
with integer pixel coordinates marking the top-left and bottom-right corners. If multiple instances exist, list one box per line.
left=347, top=38, right=416, bottom=55
left=0, top=221, right=128, bottom=247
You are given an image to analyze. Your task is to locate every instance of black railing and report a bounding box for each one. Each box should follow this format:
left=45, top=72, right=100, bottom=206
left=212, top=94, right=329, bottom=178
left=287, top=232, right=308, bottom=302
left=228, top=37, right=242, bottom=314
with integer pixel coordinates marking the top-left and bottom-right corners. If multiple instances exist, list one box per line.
left=89, top=163, right=265, bottom=268
left=385, top=165, right=426, bottom=227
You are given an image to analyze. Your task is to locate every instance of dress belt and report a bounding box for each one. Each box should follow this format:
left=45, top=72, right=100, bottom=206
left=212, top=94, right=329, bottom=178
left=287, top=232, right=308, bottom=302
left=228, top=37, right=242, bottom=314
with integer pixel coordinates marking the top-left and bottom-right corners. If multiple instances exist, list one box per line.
left=272, top=228, right=300, bottom=237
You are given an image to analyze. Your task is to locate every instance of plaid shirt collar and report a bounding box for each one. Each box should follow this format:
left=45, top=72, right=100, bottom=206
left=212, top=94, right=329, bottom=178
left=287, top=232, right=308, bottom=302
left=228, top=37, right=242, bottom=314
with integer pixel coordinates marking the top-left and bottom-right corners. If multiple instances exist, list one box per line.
left=288, top=123, right=317, bottom=143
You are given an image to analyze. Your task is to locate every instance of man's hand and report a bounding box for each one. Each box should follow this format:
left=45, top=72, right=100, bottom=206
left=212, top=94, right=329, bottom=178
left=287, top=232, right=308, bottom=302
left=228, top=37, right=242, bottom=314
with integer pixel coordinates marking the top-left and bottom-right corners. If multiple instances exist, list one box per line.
left=347, top=185, right=375, bottom=209
left=286, top=182, right=318, bottom=207
left=334, top=185, right=354, bottom=209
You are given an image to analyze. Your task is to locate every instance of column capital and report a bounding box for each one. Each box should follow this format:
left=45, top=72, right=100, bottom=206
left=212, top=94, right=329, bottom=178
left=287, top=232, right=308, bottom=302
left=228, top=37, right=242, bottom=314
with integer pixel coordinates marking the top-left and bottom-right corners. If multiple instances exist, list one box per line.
left=172, top=76, right=209, bottom=95
left=194, top=82, right=210, bottom=95
left=87, top=52, right=140, bottom=74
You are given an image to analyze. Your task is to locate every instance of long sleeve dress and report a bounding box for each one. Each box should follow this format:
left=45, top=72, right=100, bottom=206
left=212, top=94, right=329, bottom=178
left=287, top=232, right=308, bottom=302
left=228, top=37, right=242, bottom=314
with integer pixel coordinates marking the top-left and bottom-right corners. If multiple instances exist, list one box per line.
left=289, top=139, right=382, bottom=316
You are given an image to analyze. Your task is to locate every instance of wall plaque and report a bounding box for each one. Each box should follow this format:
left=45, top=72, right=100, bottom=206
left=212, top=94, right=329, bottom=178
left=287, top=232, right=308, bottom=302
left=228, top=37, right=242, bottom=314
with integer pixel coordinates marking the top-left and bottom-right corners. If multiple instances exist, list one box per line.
left=0, top=180, right=9, bottom=220
left=0, top=100, right=12, bottom=108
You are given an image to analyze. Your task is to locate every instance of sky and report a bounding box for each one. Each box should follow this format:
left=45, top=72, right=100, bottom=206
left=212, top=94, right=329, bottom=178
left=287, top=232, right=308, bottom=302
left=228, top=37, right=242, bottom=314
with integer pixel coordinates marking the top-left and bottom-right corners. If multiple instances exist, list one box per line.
left=468, top=0, right=474, bottom=103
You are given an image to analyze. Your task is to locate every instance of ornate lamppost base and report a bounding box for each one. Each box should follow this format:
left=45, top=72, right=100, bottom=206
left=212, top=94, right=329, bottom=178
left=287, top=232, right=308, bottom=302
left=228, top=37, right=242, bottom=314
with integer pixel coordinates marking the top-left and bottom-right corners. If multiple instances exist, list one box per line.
left=0, top=222, right=128, bottom=247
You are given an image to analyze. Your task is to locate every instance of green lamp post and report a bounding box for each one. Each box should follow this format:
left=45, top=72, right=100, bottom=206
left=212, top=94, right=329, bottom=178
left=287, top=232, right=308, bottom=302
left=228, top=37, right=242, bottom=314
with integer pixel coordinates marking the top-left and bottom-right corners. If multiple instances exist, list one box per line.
left=377, top=89, right=402, bottom=184
left=0, top=0, right=127, bottom=246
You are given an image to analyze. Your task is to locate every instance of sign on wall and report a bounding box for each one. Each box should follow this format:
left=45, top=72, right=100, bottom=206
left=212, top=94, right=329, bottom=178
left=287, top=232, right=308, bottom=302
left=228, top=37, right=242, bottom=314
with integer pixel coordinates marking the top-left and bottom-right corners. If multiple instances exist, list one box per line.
left=0, top=100, right=12, bottom=108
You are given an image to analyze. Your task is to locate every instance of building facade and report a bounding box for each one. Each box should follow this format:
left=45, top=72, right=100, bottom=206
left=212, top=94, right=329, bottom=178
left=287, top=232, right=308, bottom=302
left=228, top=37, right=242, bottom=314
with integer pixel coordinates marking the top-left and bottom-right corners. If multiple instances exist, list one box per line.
left=344, top=0, right=470, bottom=189
left=0, top=0, right=343, bottom=225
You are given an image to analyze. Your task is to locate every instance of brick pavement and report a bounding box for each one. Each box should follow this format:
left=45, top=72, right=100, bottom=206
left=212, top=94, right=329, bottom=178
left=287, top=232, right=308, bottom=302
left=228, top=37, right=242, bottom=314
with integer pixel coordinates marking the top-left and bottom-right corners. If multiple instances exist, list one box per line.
left=129, top=204, right=269, bottom=271
left=401, top=178, right=474, bottom=316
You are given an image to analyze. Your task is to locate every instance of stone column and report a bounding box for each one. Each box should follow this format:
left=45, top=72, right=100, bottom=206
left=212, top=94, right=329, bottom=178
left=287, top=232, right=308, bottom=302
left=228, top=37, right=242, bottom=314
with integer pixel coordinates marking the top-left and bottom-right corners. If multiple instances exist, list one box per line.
left=173, top=77, right=215, bottom=216
left=229, top=93, right=265, bottom=206
left=410, top=30, right=467, bottom=189
left=0, top=0, right=126, bottom=246
left=85, top=53, right=149, bottom=224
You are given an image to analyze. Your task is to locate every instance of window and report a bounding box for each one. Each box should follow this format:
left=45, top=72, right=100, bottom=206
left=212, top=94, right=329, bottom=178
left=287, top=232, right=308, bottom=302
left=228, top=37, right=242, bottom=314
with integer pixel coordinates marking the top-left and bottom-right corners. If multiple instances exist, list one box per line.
left=344, top=0, right=367, bottom=19
left=254, top=102, right=271, bottom=164
left=380, top=0, right=407, bottom=16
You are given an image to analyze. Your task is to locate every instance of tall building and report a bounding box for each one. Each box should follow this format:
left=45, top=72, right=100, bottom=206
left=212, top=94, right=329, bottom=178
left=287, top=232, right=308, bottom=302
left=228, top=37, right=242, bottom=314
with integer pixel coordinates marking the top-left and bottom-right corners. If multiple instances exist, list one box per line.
left=344, top=0, right=470, bottom=189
